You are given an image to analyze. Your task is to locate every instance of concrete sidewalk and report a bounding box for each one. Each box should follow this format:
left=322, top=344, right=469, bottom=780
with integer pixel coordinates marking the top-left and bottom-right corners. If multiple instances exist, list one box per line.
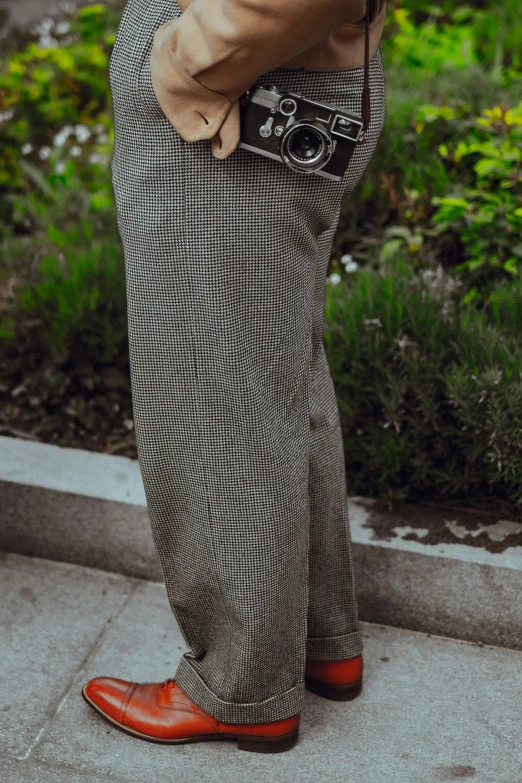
left=1, top=552, right=521, bottom=783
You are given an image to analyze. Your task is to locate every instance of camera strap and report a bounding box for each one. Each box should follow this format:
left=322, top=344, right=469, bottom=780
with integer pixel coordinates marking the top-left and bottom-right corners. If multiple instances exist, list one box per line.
left=359, top=0, right=371, bottom=143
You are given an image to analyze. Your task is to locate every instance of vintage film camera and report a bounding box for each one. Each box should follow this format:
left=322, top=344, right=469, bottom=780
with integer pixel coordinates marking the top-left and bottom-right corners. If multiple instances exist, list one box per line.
left=237, top=82, right=365, bottom=181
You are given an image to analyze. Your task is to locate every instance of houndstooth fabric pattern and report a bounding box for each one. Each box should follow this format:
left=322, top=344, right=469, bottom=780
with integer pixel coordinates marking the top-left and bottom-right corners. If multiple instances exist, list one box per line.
left=109, top=0, right=386, bottom=724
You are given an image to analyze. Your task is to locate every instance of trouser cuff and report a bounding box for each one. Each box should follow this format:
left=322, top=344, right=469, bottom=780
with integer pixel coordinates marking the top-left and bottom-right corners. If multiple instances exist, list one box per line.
left=174, top=654, right=305, bottom=724
left=306, top=628, right=363, bottom=660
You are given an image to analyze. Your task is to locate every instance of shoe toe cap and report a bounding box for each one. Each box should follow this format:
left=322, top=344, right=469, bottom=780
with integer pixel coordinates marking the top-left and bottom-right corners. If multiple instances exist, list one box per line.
left=83, top=677, right=133, bottom=722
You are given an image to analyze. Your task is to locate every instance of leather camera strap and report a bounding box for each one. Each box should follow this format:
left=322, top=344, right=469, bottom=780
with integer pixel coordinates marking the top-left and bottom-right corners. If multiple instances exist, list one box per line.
left=360, top=0, right=371, bottom=141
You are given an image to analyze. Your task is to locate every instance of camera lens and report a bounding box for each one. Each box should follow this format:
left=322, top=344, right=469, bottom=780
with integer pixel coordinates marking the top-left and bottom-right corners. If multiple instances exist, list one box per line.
left=280, top=120, right=333, bottom=174
left=288, top=127, right=323, bottom=161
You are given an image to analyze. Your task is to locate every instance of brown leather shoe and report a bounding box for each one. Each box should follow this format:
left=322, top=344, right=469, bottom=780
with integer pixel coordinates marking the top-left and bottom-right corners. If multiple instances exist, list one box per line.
left=304, top=655, right=363, bottom=701
left=82, top=676, right=299, bottom=753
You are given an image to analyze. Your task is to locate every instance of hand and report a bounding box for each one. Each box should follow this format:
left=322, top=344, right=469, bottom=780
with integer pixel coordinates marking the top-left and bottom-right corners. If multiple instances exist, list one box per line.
left=210, top=99, right=241, bottom=159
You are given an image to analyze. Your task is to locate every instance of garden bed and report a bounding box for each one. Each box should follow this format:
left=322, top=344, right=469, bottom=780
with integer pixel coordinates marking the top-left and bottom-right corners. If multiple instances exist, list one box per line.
left=2, top=1, right=522, bottom=520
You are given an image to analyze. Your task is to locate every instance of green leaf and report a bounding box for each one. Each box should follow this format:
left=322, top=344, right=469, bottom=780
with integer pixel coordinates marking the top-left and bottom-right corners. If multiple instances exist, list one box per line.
left=18, top=159, right=55, bottom=199
left=47, top=224, right=68, bottom=246
left=380, top=239, right=404, bottom=262
left=474, top=158, right=501, bottom=177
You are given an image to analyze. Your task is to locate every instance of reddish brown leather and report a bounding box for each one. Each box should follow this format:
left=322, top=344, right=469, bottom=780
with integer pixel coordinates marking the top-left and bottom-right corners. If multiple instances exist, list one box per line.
left=83, top=677, right=299, bottom=740
left=305, top=655, right=363, bottom=685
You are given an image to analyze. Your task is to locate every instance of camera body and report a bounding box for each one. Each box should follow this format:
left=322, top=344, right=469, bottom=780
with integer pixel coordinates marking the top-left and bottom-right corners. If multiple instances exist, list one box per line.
left=238, top=82, right=364, bottom=181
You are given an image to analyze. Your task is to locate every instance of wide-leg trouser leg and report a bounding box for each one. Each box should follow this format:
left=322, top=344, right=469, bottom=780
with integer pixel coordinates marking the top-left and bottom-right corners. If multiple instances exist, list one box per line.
left=109, top=0, right=386, bottom=724
left=306, top=59, right=386, bottom=662
left=307, top=224, right=363, bottom=661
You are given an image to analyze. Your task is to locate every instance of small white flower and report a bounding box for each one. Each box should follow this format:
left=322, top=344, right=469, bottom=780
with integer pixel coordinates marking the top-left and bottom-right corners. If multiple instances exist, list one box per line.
left=394, top=331, right=416, bottom=351
left=74, top=124, right=91, bottom=143
left=39, top=146, right=51, bottom=160
left=97, top=133, right=109, bottom=144
left=69, top=145, right=82, bottom=157
left=341, top=253, right=358, bottom=273
left=55, top=21, right=70, bottom=35
left=54, top=161, right=66, bottom=174
left=88, top=153, right=102, bottom=164
left=39, top=18, right=54, bottom=33
left=92, top=122, right=106, bottom=134
left=0, top=108, right=14, bottom=123
left=328, top=273, right=341, bottom=285
left=53, top=131, right=68, bottom=147
left=38, top=35, right=58, bottom=48
left=21, top=143, right=33, bottom=155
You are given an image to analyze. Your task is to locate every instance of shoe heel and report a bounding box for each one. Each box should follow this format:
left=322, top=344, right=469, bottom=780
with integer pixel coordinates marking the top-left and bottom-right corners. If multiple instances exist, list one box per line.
left=305, top=675, right=363, bottom=702
left=237, top=726, right=299, bottom=753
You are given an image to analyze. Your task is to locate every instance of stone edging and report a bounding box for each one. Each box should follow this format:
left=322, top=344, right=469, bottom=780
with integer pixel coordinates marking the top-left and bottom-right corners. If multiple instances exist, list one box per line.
left=1, top=434, right=521, bottom=651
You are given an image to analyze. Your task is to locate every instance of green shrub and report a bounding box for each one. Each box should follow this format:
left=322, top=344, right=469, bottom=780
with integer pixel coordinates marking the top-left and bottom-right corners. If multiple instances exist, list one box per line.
left=0, top=2, right=119, bottom=227
left=0, top=153, right=131, bottom=449
left=396, top=0, right=522, bottom=73
left=2, top=155, right=126, bottom=361
left=324, top=258, right=522, bottom=507
left=371, top=97, right=522, bottom=300
left=375, top=2, right=518, bottom=202
left=355, top=2, right=522, bottom=300
left=417, top=100, right=522, bottom=300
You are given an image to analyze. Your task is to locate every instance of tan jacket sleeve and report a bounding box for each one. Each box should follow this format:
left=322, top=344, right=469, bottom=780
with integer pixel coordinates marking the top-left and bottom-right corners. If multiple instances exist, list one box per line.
left=149, top=0, right=368, bottom=159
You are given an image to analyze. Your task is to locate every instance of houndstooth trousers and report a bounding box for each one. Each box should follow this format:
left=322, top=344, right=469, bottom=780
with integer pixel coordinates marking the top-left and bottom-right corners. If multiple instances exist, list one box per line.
left=109, top=0, right=386, bottom=725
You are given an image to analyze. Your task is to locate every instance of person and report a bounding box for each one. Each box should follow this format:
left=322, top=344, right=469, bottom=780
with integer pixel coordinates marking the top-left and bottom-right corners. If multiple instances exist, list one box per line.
left=82, top=0, right=387, bottom=754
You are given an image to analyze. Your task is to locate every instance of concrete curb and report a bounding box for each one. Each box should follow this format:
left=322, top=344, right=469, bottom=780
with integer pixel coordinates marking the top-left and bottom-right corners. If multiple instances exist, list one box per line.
left=1, top=434, right=521, bottom=651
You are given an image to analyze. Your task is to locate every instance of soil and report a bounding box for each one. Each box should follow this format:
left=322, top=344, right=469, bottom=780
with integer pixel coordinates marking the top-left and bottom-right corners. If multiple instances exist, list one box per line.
left=0, top=395, right=138, bottom=458
left=0, top=350, right=137, bottom=459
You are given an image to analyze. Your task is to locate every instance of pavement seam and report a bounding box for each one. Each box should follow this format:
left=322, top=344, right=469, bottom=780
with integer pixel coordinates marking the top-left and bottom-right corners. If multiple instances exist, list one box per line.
left=15, top=576, right=142, bottom=761
left=2, top=752, right=127, bottom=783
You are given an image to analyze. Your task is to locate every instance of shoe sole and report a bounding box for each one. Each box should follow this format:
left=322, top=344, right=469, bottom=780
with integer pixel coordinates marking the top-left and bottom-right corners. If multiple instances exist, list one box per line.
left=81, top=686, right=299, bottom=753
left=304, top=675, right=363, bottom=701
